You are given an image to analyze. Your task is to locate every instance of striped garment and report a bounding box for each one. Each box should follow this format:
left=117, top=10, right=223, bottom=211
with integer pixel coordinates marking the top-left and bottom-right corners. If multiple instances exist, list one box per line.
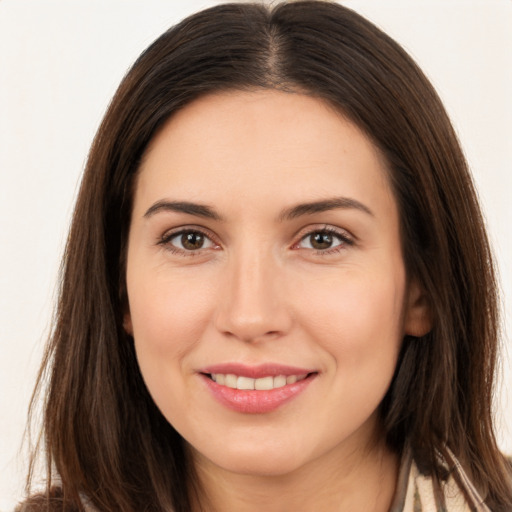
left=390, top=447, right=490, bottom=512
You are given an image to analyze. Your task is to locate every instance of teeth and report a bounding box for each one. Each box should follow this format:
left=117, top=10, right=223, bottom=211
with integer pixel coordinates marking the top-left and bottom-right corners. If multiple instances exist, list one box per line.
left=255, top=376, right=273, bottom=390
left=237, top=376, right=255, bottom=390
left=273, top=375, right=286, bottom=388
left=211, top=373, right=308, bottom=390
left=286, top=375, right=297, bottom=384
left=224, top=374, right=237, bottom=388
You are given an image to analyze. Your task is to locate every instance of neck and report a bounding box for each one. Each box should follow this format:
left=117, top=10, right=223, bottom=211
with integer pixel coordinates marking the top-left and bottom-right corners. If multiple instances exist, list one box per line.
left=190, top=432, right=399, bottom=512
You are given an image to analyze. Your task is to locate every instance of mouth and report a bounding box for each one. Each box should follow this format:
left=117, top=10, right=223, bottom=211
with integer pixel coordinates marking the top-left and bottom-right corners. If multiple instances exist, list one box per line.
left=204, top=372, right=311, bottom=390
left=198, top=365, right=318, bottom=414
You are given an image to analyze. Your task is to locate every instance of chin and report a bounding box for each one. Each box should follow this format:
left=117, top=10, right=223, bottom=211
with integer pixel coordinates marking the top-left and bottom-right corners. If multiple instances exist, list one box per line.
left=190, top=439, right=309, bottom=478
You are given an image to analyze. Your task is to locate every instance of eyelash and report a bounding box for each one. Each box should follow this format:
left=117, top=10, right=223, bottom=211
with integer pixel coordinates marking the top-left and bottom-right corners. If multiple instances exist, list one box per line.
left=157, top=226, right=354, bottom=257
left=294, top=226, right=354, bottom=255
left=158, top=227, right=219, bottom=257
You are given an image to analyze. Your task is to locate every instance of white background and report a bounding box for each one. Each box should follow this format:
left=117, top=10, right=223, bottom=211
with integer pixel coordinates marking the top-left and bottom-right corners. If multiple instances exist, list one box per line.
left=1, top=1, right=511, bottom=509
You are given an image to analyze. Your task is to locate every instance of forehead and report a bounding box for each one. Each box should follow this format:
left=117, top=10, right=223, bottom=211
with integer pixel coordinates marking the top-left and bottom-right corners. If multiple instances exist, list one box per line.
left=135, top=89, right=395, bottom=220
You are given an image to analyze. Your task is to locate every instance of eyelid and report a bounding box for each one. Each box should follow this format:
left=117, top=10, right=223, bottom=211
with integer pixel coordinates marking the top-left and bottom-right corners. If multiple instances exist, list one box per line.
left=156, top=223, right=354, bottom=256
left=291, top=224, right=355, bottom=252
left=157, top=225, right=221, bottom=254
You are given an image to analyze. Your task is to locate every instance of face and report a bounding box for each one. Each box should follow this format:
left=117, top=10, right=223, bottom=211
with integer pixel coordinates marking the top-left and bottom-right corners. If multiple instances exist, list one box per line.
left=125, top=90, right=429, bottom=478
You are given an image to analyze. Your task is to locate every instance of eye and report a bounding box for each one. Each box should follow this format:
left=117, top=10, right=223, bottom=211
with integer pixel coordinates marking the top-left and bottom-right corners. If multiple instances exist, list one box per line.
left=295, top=227, right=353, bottom=252
left=159, top=229, right=218, bottom=253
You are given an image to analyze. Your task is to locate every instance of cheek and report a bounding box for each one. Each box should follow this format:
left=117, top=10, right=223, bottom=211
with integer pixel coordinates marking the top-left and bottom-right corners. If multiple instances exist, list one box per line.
left=295, top=268, right=406, bottom=369
left=126, top=268, right=216, bottom=399
left=294, top=271, right=406, bottom=429
left=129, top=268, right=212, bottom=345
left=127, top=271, right=221, bottom=434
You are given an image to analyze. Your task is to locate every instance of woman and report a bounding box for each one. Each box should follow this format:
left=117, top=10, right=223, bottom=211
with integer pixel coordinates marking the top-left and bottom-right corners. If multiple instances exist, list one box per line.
left=19, top=1, right=512, bottom=511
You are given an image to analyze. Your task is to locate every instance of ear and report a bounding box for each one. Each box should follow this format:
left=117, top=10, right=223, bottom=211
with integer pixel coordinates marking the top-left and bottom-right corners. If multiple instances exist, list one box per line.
left=123, top=312, right=134, bottom=336
left=404, top=279, right=432, bottom=337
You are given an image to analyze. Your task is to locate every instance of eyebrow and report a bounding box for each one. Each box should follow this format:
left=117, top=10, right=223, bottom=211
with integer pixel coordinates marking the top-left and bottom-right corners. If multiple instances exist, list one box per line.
left=278, top=197, right=374, bottom=221
left=143, top=196, right=373, bottom=222
left=144, top=200, right=223, bottom=221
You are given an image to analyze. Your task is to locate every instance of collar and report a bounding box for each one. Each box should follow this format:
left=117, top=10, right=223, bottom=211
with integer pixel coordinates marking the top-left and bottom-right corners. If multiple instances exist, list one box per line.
left=390, top=446, right=490, bottom=512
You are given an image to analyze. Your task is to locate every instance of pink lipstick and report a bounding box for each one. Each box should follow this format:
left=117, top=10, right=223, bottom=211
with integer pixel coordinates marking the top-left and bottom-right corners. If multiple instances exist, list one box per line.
left=198, top=363, right=317, bottom=414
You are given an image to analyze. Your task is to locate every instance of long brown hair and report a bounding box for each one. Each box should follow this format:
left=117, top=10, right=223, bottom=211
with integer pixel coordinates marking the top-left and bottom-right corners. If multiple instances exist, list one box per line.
left=20, top=2, right=512, bottom=510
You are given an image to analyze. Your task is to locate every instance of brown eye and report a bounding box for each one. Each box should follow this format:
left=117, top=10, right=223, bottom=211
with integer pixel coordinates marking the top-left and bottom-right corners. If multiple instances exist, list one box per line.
left=162, top=229, right=216, bottom=253
left=181, top=232, right=205, bottom=250
left=310, top=232, right=334, bottom=250
left=296, top=228, right=352, bottom=252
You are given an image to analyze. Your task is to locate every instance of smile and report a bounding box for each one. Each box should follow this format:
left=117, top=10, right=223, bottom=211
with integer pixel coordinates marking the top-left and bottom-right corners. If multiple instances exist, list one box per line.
left=209, top=373, right=309, bottom=390
left=199, top=364, right=318, bottom=414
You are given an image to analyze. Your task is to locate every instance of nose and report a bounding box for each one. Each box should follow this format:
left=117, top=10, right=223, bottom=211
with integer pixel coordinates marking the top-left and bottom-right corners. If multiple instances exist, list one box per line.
left=214, top=246, right=292, bottom=343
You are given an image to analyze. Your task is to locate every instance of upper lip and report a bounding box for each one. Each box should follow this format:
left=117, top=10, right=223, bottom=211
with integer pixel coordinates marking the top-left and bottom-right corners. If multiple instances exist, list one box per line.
left=198, top=363, right=317, bottom=379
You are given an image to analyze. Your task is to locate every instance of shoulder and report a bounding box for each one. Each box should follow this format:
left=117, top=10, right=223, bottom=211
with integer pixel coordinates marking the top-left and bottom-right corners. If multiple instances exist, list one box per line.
left=15, top=488, right=81, bottom=512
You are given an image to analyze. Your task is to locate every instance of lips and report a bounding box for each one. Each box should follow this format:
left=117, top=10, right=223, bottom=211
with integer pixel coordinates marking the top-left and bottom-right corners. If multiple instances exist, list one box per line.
left=211, top=373, right=308, bottom=390
left=198, top=363, right=317, bottom=414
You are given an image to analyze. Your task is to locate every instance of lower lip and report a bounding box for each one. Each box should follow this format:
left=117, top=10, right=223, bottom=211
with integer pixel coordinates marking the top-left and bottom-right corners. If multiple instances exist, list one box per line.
left=201, top=374, right=316, bottom=414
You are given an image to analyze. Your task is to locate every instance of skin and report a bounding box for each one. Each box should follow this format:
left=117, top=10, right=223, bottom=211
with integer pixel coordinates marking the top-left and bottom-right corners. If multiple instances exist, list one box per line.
left=125, top=90, right=430, bottom=511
